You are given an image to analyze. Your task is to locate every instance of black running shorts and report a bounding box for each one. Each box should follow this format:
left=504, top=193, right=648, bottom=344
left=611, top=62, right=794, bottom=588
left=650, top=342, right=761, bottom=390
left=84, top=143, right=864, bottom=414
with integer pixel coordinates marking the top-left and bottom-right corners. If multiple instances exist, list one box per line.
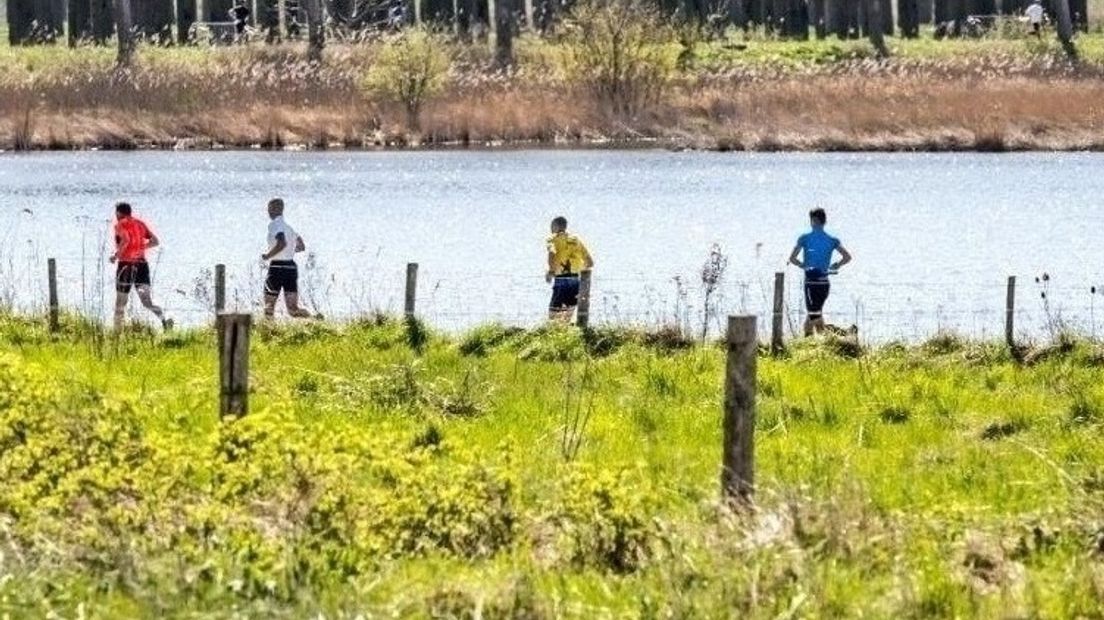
left=116, top=261, right=151, bottom=294
left=804, top=271, right=831, bottom=319
left=550, top=275, right=580, bottom=310
left=264, top=260, right=299, bottom=296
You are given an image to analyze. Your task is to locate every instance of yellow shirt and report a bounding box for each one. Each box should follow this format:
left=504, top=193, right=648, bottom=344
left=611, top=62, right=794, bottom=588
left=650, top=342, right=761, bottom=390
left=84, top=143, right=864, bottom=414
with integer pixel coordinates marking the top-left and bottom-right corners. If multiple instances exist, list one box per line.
left=547, top=233, right=590, bottom=276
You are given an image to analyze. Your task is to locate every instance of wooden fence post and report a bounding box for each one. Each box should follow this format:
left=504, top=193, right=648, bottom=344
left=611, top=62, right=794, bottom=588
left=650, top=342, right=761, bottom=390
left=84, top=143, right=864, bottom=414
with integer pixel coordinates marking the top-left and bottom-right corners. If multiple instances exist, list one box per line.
left=47, top=258, right=59, bottom=332
left=214, top=264, right=226, bottom=313
left=218, top=313, right=252, bottom=418
left=577, top=269, right=593, bottom=329
left=404, top=263, right=418, bottom=318
left=1005, top=276, right=1016, bottom=349
left=771, top=271, right=784, bottom=354
left=722, top=315, right=757, bottom=507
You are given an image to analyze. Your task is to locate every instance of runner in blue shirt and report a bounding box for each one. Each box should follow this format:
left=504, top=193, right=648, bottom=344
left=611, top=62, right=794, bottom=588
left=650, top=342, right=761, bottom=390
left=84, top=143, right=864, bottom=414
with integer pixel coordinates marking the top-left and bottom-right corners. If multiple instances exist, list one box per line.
left=789, top=208, right=852, bottom=336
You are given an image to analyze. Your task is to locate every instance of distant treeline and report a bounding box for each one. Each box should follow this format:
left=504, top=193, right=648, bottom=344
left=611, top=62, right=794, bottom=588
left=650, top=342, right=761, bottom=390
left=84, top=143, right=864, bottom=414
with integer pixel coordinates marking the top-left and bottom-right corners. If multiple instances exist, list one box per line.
left=4, top=0, right=1092, bottom=46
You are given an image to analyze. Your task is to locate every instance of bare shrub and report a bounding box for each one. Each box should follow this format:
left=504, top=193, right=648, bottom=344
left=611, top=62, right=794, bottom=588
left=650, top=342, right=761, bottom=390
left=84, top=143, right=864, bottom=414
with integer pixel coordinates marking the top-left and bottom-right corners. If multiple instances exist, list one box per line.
left=561, top=0, right=676, bottom=116
left=700, top=243, right=728, bottom=341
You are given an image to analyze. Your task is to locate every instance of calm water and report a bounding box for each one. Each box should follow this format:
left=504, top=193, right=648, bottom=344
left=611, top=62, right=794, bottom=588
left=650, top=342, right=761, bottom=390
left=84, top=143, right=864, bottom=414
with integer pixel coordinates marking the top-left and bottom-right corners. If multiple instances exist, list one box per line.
left=0, top=150, right=1100, bottom=341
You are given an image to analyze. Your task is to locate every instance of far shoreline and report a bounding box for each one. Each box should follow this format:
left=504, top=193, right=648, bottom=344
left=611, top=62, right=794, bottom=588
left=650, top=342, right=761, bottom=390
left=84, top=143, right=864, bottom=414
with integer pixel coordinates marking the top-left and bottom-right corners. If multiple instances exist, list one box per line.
left=4, top=135, right=1104, bottom=154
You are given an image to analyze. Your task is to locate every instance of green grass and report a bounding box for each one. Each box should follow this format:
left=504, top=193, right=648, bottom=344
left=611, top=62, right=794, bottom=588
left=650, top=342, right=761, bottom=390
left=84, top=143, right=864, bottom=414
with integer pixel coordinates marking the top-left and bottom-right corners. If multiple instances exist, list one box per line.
left=679, top=26, right=1104, bottom=69
left=0, top=315, right=1102, bottom=617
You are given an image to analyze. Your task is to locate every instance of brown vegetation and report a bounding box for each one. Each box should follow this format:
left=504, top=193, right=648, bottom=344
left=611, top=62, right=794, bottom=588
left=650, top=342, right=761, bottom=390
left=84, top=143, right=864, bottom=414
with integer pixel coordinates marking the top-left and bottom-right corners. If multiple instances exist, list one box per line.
left=2, top=43, right=1104, bottom=151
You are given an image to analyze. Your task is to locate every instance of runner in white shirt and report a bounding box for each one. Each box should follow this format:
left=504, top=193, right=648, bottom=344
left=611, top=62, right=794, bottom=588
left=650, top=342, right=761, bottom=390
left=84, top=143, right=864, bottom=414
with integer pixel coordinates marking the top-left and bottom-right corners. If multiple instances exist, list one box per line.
left=261, top=198, right=313, bottom=319
left=1025, top=0, right=1044, bottom=37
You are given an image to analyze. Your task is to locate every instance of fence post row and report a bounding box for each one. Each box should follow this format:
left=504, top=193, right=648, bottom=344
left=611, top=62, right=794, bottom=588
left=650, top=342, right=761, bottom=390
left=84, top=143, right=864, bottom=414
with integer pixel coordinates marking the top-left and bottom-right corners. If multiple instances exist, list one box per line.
left=577, top=269, right=593, bottom=329
left=214, top=263, right=226, bottom=313
left=47, top=258, right=59, bottom=333
left=1005, top=275, right=1016, bottom=349
left=405, top=262, right=419, bottom=318
left=218, top=313, right=252, bottom=419
left=722, top=315, right=757, bottom=507
left=771, top=271, right=784, bottom=354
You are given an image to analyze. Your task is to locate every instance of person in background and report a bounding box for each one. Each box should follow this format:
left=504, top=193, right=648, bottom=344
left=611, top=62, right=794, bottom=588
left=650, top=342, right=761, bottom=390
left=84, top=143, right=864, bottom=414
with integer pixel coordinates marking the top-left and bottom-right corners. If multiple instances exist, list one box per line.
left=229, top=2, right=252, bottom=41
left=286, top=4, right=302, bottom=38
left=262, top=198, right=313, bottom=320
left=789, top=208, right=852, bottom=336
left=545, top=216, right=594, bottom=322
left=1025, top=0, right=1045, bottom=37
left=111, top=202, right=172, bottom=331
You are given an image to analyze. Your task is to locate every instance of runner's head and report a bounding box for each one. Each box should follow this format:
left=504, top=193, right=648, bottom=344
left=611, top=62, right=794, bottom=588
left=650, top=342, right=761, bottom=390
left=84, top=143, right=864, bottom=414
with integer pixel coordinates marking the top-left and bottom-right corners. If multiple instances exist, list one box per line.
left=809, top=208, right=827, bottom=229
left=268, top=198, right=285, bottom=220
left=115, top=202, right=132, bottom=221
left=550, top=216, right=568, bottom=234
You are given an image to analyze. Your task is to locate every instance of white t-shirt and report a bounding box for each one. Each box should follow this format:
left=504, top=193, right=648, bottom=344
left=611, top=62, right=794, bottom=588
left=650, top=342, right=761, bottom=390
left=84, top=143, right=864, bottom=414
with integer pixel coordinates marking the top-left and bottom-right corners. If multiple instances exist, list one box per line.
left=1026, top=4, right=1043, bottom=23
left=266, top=216, right=300, bottom=262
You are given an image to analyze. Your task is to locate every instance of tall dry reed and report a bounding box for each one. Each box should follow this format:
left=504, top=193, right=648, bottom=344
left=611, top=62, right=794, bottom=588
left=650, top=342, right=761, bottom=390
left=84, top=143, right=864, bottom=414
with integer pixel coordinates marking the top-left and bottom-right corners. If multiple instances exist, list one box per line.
left=1, top=43, right=1103, bottom=150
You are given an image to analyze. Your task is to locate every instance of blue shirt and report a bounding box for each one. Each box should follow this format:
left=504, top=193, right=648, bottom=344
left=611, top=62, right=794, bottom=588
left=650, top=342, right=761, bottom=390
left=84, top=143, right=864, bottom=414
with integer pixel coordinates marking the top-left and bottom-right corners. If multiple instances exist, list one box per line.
left=797, top=228, right=840, bottom=276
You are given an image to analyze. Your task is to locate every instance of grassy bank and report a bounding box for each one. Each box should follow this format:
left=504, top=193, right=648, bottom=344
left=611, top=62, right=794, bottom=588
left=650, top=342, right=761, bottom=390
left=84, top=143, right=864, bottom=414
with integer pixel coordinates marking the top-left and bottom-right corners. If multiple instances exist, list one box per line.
left=0, top=314, right=1102, bottom=616
left=2, top=29, right=1104, bottom=151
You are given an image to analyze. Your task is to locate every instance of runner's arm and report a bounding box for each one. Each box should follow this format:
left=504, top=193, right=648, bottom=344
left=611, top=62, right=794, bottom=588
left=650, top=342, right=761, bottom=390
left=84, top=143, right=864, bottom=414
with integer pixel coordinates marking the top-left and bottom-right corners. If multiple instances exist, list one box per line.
left=788, top=246, right=804, bottom=269
left=262, top=233, right=287, bottom=261
left=582, top=245, right=595, bottom=270
left=145, top=231, right=160, bottom=250
left=546, top=250, right=556, bottom=283
left=831, top=246, right=852, bottom=271
left=295, top=237, right=306, bottom=253
left=111, top=228, right=127, bottom=263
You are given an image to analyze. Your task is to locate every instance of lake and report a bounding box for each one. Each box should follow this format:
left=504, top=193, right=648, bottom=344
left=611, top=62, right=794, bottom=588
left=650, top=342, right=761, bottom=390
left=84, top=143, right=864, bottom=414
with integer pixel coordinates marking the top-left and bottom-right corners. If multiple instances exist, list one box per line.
left=0, top=150, right=1100, bottom=342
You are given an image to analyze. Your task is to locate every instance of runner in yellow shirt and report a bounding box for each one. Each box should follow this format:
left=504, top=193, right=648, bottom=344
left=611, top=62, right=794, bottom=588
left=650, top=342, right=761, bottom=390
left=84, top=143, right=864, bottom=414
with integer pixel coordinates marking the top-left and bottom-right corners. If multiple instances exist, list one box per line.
left=545, top=216, right=594, bottom=322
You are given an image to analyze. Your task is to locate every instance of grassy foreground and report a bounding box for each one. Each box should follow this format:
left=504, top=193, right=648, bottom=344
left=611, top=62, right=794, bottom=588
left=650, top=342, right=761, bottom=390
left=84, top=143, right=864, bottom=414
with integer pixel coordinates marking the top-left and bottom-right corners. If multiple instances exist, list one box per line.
left=3, top=29, right=1104, bottom=151
left=0, top=314, right=1102, bottom=617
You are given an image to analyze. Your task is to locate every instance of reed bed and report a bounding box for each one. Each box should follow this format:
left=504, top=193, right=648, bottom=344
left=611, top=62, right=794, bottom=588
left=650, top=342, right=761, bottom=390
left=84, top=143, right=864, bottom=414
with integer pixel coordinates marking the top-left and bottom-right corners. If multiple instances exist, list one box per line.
left=2, top=36, right=1104, bottom=151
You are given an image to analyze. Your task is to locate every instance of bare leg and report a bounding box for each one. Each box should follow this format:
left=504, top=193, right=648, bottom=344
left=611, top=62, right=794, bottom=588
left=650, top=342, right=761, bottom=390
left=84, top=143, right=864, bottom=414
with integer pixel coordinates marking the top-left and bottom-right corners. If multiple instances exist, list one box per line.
left=263, top=294, right=279, bottom=319
left=114, top=292, right=129, bottom=330
left=285, top=292, right=312, bottom=318
left=549, top=307, right=574, bottom=323
left=136, top=285, right=164, bottom=319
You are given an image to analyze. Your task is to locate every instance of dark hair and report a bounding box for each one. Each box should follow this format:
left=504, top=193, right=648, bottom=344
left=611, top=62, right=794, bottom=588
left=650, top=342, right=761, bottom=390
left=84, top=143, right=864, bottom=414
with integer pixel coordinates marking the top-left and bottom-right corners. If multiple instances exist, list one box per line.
left=115, top=202, right=132, bottom=216
left=551, top=216, right=568, bottom=230
left=809, top=208, right=827, bottom=225
left=268, top=198, right=285, bottom=210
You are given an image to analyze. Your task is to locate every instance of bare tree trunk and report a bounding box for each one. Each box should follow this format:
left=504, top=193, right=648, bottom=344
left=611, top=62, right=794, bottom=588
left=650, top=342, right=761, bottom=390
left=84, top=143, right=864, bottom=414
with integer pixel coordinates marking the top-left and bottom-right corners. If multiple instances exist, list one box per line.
left=114, top=0, right=135, bottom=67
left=522, top=0, right=533, bottom=31
left=811, top=0, right=827, bottom=37
left=495, top=0, right=514, bottom=67
left=135, top=0, right=174, bottom=44
left=897, top=0, right=918, bottom=36
left=1053, top=0, right=1077, bottom=58
left=34, top=0, right=67, bottom=42
left=176, top=0, right=197, bottom=44
left=8, top=0, right=34, bottom=44
left=729, top=0, right=749, bottom=29
left=863, top=0, right=887, bottom=56
left=305, top=0, right=324, bottom=62
left=69, top=0, right=91, bottom=46
left=90, top=0, right=114, bottom=42
left=487, top=0, right=497, bottom=44
left=538, top=0, right=556, bottom=32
